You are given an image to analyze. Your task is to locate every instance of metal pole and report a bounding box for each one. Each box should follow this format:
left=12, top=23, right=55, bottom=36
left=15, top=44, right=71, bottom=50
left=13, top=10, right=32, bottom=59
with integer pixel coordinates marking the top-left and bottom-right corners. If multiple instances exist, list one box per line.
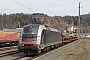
left=78, top=2, right=81, bottom=39
left=2, top=16, right=3, bottom=30
left=18, top=21, right=20, bottom=32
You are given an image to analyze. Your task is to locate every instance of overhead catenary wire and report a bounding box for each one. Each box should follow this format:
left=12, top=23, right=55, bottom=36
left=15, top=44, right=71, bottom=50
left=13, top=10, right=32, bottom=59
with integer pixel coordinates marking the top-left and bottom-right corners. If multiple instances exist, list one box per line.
left=13, top=0, right=36, bottom=12
left=24, top=0, right=42, bottom=12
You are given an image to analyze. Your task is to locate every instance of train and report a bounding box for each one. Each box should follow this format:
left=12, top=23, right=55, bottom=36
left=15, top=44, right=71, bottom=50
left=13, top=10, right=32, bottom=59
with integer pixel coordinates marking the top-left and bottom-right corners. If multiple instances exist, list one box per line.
left=18, top=24, right=78, bottom=55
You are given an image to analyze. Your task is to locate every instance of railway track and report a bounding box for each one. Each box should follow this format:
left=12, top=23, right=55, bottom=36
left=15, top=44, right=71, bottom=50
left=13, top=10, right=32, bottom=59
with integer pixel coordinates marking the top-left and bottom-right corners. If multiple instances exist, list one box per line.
left=27, top=45, right=65, bottom=60
left=0, top=46, right=18, bottom=51
left=13, top=56, right=26, bottom=60
left=0, top=40, right=77, bottom=60
left=0, top=50, right=20, bottom=58
left=12, top=43, right=66, bottom=60
left=87, top=39, right=90, bottom=43
left=12, top=50, right=55, bottom=60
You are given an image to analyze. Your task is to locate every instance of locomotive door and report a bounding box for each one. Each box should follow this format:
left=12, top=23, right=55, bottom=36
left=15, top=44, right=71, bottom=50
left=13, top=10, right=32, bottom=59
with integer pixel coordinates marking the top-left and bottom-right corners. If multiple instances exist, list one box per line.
left=41, top=30, right=47, bottom=44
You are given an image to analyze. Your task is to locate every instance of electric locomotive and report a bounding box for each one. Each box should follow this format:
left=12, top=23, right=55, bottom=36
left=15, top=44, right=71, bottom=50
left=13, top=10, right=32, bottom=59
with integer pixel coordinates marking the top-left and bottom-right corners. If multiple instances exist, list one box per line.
left=18, top=24, right=62, bottom=55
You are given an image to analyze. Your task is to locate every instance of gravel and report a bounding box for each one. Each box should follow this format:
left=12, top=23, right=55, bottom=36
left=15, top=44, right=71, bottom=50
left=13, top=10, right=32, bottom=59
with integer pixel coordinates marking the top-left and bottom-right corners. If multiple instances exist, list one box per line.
left=86, top=39, right=90, bottom=60
left=37, top=40, right=78, bottom=60
left=37, top=39, right=90, bottom=60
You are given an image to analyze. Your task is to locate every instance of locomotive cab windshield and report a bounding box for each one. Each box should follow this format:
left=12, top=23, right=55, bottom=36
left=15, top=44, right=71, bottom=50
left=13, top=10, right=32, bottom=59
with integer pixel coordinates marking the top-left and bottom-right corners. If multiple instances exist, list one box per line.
left=22, top=24, right=39, bottom=42
left=23, top=25, right=38, bottom=34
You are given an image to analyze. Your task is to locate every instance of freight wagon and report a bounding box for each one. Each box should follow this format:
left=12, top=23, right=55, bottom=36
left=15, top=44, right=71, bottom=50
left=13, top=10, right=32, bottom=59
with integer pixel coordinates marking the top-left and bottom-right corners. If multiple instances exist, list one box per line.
left=0, top=31, right=20, bottom=46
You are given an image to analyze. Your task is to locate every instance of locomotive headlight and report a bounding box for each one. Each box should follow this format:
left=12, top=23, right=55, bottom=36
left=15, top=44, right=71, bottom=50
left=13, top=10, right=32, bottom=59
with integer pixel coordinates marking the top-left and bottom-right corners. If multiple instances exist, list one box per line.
left=19, top=40, right=21, bottom=44
left=22, top=44, right=24, bottom=46
left=32, top=38, right=37, bottom=41
left=18, top=40, right=21, bottom=46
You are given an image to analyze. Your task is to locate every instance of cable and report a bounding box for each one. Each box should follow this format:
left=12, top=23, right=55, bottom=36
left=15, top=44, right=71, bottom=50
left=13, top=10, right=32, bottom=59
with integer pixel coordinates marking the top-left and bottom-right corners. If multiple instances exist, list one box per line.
left=24, top=0, right=42, bottom=12
left=13, top=0, right=36, bottom=12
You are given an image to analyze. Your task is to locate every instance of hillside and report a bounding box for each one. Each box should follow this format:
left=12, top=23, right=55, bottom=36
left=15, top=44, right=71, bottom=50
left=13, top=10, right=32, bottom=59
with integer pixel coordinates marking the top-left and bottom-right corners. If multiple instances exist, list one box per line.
left=0, top=13, right=90, bottom=32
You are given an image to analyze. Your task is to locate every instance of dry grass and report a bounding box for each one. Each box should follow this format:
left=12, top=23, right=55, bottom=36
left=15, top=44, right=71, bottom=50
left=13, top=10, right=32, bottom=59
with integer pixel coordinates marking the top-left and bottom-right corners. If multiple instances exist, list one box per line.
left=62, top=40, right=89, bottom=60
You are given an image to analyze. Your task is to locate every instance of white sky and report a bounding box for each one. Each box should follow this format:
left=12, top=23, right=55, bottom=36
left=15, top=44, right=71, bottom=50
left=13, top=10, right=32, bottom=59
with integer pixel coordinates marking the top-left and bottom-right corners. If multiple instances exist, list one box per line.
left=0, top=0, right=90, bottom=16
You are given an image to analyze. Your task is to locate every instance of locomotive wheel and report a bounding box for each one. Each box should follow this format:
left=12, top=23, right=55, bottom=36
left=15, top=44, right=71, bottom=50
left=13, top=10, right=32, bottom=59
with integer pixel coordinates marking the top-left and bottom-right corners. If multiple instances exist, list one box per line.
left=46, top=47, right=49, bottom=51
left=51, top=45, right=54, bottom=49
left=44, top=47, right=49, bottom=52
left=44, top=47, right=47, bottom=52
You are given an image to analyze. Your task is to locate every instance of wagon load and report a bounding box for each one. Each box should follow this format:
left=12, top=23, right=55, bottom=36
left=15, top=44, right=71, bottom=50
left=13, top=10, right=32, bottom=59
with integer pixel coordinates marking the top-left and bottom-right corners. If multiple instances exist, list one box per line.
left=0, top=31, right=20, bottom=44
left=62, top=33, right=78, bottom=43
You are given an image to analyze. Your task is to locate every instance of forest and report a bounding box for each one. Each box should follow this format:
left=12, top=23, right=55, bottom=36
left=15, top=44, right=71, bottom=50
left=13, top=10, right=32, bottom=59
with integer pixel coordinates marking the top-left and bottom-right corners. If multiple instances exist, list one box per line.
left=0, top=13, right=90, bottom=32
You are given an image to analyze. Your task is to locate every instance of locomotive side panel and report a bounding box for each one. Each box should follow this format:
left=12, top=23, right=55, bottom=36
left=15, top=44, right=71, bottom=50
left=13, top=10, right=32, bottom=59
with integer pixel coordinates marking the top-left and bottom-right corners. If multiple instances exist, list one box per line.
left=45, top=30, right=62, bottom=44
left=40, top=30, right=62, bottom=47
